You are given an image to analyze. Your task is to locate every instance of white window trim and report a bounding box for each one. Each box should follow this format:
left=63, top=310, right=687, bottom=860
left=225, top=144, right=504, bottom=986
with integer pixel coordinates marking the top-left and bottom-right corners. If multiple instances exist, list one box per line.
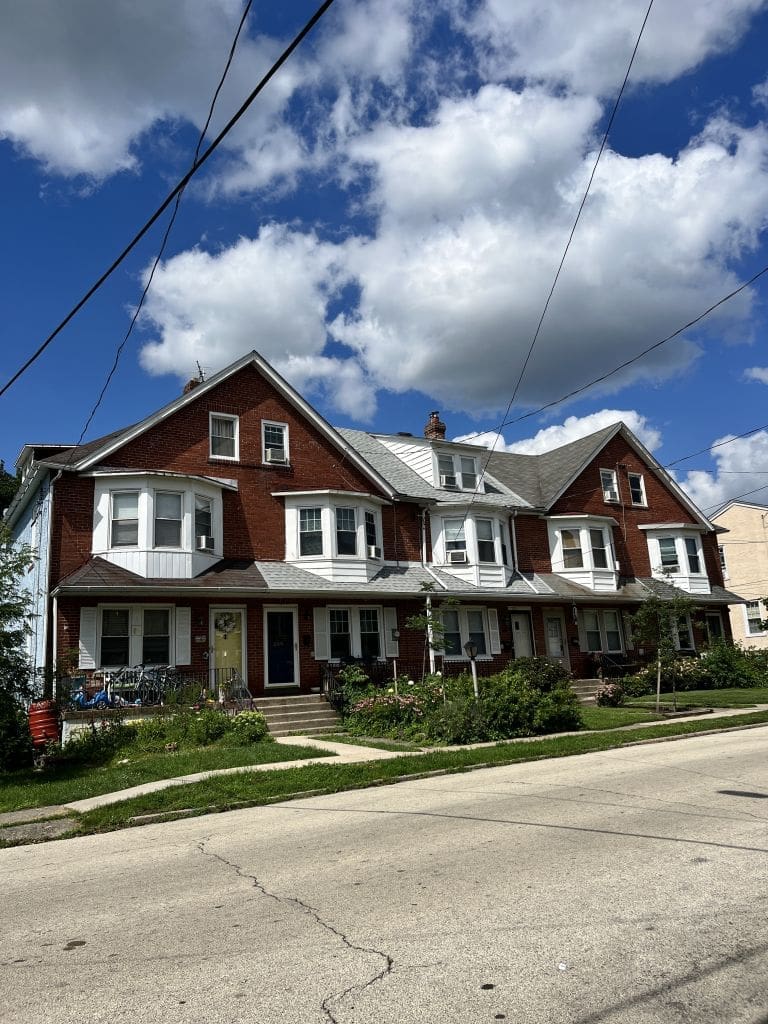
left=434, top=451, right=480, bottom=492
left=438, top=514, right=510, bottom=566
left=600, top=468, right=619, bottom=503
left=627, top=472, right=647, bottom=507
left=580, top=608, right=624, bottom=653
left=547, top=518, right=618, bottom=576
left=261, top=420, right=289, bottom=466
left=647, top=532, right=707, bottom=582
left=326, top=605, right=385, bottom=662
left=288, top=498, right=383, bottom=562
left=744, top=601, right=767, bottom=637
left=674, top=613, right=695, bottom=651
left=209, top=412, right=240, bottom=462
left=97, top=604, right=176, bottom=668
left=110, top=489, right=140, bottom=549
left=440, top=606, right=492, bottom=661
left=152, top=489, right=185, bottom=550
left=334, top=505, right=359, bottom=558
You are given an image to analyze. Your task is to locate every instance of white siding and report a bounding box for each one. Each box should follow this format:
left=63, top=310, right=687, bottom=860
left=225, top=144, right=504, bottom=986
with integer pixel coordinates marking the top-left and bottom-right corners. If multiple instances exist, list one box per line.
left=377, top=437, right=435, bottom=483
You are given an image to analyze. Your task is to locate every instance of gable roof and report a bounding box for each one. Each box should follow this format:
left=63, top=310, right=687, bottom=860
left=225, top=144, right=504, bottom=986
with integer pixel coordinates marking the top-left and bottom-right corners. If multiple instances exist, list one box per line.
left=34, top=352, right=398, bottom=500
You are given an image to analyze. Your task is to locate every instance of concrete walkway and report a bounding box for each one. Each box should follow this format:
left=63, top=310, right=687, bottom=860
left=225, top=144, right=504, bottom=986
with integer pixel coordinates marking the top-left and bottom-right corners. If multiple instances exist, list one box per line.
left=2, top=705, right=767, bottom=844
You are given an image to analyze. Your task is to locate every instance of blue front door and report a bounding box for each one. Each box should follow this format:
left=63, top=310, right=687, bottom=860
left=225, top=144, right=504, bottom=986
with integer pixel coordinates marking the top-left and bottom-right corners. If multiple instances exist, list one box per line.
left=266, top=610, right=296, bottom=685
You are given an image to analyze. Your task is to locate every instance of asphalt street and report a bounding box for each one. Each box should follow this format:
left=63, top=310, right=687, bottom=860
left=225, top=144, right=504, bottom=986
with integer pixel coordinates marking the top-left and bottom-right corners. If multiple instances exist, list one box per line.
left=3, top=727, right=768, bottom=1024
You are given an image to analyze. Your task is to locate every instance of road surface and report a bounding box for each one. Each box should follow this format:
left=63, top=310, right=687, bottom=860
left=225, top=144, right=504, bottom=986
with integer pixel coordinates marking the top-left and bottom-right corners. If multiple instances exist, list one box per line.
left=3, top=727, right=768, bottom=1023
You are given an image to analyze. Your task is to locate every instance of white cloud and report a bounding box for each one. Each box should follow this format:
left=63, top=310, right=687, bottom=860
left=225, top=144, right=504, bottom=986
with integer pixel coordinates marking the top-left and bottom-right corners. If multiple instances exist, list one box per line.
left=458, top=0, right=766, bottom=96
left=454, top=409, right=662, bottom=455
left=745, top=366, right=768, bottom=384
left=680, top=432, right=768, bottom=512
left=332, top=100, right=768, bottom=414
left=138, top=226, right=350, bottom=387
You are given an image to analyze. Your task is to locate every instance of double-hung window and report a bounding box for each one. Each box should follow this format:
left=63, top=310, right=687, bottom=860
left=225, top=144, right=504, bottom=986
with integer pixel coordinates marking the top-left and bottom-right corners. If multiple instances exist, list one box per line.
left=684, top=537, right=701, bottom=574
left=561, top=529, right=583, bottom=568
left=195, top=495, right=213, bottom=550
left=210, top=414, right=238, bottom=460
left=476, top=519, right=496, bottom=563
left=365, top=511, right=381, bottom=558
left=600, top=469, right=619, bottom=503
left=336, top=507, right=358, bottom=556
left=327, top=607, right=382, bottom=660
left=263, top=422, right=288, bottom=464
left=436, top=453, right=478, bottom=491
left=300, top=508, right=323, bottom=556
left=111, top=492, right=139, bottom=547
left=329, top=609, right=351, bottom=659
left=100, top=608, right=130, bottom=666
left=444, top=518, right=467, bottom=562
left=460, top=457, right=477, bottom=489
left=142, top=609, right=170, bottom=663
left=438, top=454, right=458, bottom=489
left=359, top=609, right=381, bottom=659
left=746, top=601, right=766, bottom=636
left=658, top=537, right=679, bottom=573
left=582, top=609, right=623, bottom=652
left=154, top=492, right=182, bottom=548
left=589, top=528, right=609, bottom=569
left=440, top=607, right=489, bottom=658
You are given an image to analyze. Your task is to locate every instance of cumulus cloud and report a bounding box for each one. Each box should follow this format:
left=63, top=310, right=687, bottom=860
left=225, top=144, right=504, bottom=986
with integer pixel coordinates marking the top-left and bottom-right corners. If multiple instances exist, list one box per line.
left=680, top=432, right=768, bottom=512
left=457, top=0, right=765, bottom=96
left=745, top=366, right=768, bottom=384
left=454, top=409, right=662, bottom=455
left=139, top=226, right=346, bottom=376
left=332, top=101, right=768, bottom=413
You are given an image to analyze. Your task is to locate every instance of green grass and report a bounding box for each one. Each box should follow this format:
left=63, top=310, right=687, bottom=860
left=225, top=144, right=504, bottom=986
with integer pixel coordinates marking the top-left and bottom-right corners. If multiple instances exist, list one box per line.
left=74, top=709, right=768, bottom=836
left=0, top=742, right=330, bottom=813
left=579, top=706, right=665, bottom=729
left=632, top=687, right=768, bottom=708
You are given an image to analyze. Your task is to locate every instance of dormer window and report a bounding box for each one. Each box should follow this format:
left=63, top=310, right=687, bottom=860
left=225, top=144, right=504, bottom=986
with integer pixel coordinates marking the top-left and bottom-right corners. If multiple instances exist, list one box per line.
left=210, top=413, right=238, bottom=460
left=111, top=492, right=139, bottom=547
left=600, top=468, right=619, bottom=503
left=436, top=452, right=479, bottom=491
left=263, top=421, right=288, bottom=465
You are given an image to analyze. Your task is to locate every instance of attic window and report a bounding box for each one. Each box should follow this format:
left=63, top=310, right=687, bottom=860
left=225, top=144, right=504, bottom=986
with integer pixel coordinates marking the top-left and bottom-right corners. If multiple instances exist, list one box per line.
left=210, top=414, right=239, bottom=460
left=600, top=468, right=619, bottom=503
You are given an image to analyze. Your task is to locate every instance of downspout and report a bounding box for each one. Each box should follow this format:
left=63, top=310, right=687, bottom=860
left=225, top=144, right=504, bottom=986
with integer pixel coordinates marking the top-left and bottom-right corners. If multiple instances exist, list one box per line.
left=510, top=510, right=519, bottom=572
left=421, top=506, right=437, bottom=673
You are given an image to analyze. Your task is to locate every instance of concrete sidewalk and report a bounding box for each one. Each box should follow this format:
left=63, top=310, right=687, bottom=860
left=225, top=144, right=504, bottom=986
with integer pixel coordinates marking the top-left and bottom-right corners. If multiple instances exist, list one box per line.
left=2, top=705, right=767, bottom=843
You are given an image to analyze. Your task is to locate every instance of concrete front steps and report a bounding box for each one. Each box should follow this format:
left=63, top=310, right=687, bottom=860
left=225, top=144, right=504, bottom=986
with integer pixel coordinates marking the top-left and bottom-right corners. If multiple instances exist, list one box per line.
left=571, top=679, right=603, bottom=705
left=253, top=694, right=342, bottom=737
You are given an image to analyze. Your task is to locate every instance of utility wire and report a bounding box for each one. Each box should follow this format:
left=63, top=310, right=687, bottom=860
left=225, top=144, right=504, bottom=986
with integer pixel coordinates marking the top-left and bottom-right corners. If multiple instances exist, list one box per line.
left=0, top=0, right=337, bottom=401
left=73, top=0, right=254, bottom=450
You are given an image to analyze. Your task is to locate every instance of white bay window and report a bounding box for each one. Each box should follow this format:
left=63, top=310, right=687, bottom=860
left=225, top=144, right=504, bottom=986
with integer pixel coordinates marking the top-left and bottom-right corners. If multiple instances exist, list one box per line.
left=547, top=516, right=619, bottom=592
left=641, top=526, right=711, bottom=594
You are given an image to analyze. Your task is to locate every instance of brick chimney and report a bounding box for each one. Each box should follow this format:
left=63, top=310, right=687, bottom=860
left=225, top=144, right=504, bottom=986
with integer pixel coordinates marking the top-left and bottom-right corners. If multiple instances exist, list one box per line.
left=183, top=378, right=201, bottom=395
left=424, top=410, right=446, bottom=440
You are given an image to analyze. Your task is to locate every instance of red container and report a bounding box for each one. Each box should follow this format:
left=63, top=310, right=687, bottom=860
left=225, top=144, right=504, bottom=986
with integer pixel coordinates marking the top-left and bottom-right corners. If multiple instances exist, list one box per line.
left=28, top=700, right=59, bottom=747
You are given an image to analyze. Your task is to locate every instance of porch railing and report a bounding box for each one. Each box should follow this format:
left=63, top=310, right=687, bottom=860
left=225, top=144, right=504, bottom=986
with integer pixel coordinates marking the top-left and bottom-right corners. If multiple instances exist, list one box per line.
left=60, top=666, right=253, bottom=709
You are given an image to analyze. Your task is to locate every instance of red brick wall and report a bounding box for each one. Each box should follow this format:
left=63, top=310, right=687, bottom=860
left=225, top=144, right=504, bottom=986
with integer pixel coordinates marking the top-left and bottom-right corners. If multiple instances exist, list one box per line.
left=513, top=514, right=552, bottom=573
left=91, top=364, right=390, bottom=561
left=50, top=475, right=95, bottom=584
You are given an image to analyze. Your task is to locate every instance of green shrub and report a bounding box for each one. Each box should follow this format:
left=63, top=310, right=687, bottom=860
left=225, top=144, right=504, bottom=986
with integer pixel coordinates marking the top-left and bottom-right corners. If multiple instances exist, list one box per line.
left=622, top=674, right=653, bottom=698
left=596, top=682, right=625, bottom=707
left=346, top=692, right=425, bottom=736
left=0, top=690, right=33, bottom=771
left=52, top=717, right=134, bottom=766
left=699, top=641, right=762, bottom=688
left=229, top=710, right=271, bottom=744
left=427, top=696, right=486, bottom=744
left=534, top=686, right=584, bottom=732
left=497, top=656, right=572, bottom=692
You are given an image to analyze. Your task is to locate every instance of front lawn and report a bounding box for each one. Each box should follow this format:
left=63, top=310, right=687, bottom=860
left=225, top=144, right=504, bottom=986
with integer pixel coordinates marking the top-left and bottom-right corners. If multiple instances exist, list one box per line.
left=579, top=706, right=665, bottom=730
left=632, top=687, right=768, bottom=709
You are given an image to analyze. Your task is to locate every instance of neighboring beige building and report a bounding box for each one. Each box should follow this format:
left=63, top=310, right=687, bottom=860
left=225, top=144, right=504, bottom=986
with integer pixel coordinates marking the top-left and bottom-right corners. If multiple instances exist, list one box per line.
left=712, top=501, right=768, bottom=649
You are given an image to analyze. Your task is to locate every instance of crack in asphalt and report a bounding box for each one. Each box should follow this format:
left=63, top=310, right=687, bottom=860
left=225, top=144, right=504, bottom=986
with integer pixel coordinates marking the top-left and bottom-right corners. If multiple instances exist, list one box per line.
left=196, top=836, right=393, bottom=1023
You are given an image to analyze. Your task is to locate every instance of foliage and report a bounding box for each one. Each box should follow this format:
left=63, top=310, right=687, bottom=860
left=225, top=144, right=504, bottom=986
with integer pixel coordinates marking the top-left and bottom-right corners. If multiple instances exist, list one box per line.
left=228, top=710, right=271, bottom=744
left=0, top=530, right=36, bottom=770
left=0, top=464, right=20, bottom=517
left=49, top=717, right=134, bottom=767
left=622, top=642, right=768, bottom=695
left=595, top=682, right=625, bottom=707
left=621, top=674, right=654, bottom=698
left=0, top=689, right=33, bottom=771
left=342, top=664, right=582, bottom=744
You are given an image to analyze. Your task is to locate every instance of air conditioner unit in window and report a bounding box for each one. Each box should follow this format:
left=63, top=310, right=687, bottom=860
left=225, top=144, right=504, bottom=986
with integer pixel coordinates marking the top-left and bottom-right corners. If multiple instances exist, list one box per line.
left=447, top=550, right=468, bottom=564
left=440, top=474, right=458, bottom=489
left=367, top=545, right=382, bottom=559
left=265, top=447, right=287, bottom=464
left=196, top=535, right=214, bottom=552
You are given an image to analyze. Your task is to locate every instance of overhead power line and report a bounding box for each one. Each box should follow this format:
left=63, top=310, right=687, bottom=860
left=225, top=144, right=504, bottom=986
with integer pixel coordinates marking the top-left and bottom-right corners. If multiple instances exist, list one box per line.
left=0, top=0, right=337, bottom=401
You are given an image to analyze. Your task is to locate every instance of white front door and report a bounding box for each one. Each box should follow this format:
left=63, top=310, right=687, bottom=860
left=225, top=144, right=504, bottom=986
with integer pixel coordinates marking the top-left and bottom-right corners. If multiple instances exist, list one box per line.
left=544, top=611, right=570, bottom=669
left=510, top=612, right=533, bottom=658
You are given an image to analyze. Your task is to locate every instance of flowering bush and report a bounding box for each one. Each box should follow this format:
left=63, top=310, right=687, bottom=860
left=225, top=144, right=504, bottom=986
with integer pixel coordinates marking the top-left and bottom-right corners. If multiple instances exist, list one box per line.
left=229, top=710, right=271, bottom=744
left=346, top=692, right=426, bottom=735
left=595, top=682, right=625, bottom=707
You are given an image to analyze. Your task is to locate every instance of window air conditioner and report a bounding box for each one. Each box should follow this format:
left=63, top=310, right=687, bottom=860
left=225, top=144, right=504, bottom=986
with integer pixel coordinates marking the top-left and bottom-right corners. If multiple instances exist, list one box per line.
left=368, top=545, right=382, bottom=559
left=265, top=447, right=286, bottom=464
left=440, top=474, right=458, bottom=489
left=447, top=550, right=468, bottom=564
left=196, top=535, right=214, bottom=552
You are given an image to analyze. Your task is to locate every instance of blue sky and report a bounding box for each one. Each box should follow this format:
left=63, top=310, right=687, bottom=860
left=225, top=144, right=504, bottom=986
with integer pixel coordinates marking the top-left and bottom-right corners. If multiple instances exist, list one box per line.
left=2, top=0, right=768, bottom=515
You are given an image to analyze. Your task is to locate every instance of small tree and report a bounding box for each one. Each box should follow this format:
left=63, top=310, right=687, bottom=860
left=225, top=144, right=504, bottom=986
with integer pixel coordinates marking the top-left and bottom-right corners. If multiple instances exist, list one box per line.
left=404, top=582, right=458, bottom=681
left=0, top=528, right=36, bottom=769
left=631, top=592, right=697, bottom=713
